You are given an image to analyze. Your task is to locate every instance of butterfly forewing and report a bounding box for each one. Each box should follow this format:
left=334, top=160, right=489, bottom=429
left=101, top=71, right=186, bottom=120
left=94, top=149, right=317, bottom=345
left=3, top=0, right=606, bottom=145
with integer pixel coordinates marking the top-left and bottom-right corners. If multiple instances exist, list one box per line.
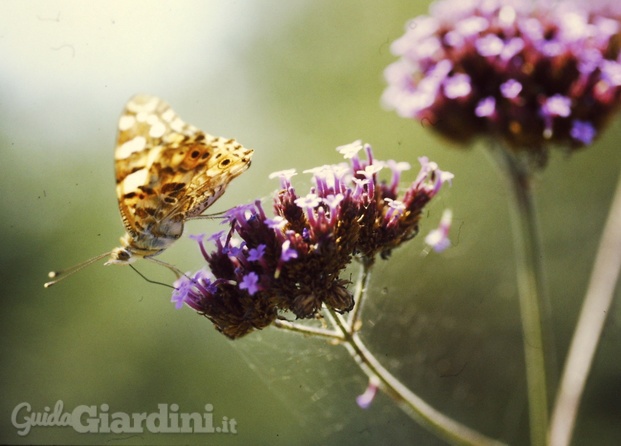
left=114, top=95, right=253, bottom=254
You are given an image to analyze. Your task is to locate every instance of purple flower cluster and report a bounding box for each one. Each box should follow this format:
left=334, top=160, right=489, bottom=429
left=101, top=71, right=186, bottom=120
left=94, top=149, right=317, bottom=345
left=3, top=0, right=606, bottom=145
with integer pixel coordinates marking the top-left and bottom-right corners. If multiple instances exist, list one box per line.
left=382, top=0, right=621, bottom=159
left=172, top=141, right=453, bottom=339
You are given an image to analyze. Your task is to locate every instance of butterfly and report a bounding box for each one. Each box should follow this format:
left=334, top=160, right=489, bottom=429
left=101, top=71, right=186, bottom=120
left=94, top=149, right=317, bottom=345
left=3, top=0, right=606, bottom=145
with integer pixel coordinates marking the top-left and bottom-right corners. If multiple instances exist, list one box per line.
left=45, top=95, right=253, bottom=287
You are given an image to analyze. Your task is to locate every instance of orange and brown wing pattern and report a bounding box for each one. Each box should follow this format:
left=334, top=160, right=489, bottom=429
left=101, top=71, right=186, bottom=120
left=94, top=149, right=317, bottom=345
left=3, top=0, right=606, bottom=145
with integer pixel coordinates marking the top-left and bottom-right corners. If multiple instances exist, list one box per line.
left=114, top=95, right=253, bottom=252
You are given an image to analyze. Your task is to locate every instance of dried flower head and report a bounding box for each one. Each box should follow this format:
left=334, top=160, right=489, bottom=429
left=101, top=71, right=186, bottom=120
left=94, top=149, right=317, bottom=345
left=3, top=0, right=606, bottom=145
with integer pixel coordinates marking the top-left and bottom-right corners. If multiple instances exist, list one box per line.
left=382, top=0, right=621, bottom=161
left=172, top=141, right=452, bottom=338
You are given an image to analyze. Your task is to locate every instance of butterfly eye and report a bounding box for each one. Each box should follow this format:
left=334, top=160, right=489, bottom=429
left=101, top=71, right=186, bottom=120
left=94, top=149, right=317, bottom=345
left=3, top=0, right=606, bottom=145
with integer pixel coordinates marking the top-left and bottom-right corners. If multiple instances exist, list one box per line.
left=114, top=248, right=132, bottom=262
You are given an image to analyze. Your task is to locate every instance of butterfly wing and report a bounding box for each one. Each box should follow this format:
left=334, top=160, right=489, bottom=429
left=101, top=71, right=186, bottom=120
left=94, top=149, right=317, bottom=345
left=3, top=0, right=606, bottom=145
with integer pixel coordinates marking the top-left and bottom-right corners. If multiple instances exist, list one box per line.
left=114, top=95, right=253, bottom=253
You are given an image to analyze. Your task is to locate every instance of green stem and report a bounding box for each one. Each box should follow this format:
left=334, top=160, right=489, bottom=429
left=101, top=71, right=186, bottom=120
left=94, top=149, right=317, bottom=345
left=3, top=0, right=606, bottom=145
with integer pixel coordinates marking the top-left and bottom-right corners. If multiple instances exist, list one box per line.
left=272, top=318, right=345, bottom=341
left=275, top=262, right=506, bottom=446
left=549, top=169, right=621, bottom=446
left=489, top=146, right=550, bottom=446
left=327, top=308, right=506, bottom=446
left=347, top=261, right=372, bottom=331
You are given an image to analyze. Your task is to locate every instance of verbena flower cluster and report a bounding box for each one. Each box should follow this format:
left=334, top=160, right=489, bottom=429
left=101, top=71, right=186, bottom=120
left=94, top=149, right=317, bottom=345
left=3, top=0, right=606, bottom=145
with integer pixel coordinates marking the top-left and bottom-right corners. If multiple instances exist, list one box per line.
left=172, top=141, right=453, bottom=339
left=382, top=0, right=621, bottom=159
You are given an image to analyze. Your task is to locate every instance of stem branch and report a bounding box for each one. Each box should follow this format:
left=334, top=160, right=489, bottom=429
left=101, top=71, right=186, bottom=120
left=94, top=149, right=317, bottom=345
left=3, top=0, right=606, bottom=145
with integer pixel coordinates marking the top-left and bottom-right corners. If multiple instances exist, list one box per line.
left=273, top=318, right=345, bottom=341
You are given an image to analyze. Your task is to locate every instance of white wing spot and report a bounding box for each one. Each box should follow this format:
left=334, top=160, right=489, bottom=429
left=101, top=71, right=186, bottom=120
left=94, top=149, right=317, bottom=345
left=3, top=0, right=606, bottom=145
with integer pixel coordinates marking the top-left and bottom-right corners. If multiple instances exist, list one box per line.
left=121, top=167, right=148, bottom=193
left=170, top=117, right=185, bottom=133
left=126, top=96, right=159, bottom=113
left=161, top=108, right=175, bottom=122
left=116, top=136, right=147, bottom=159
left=149, top=121, right=166, bottom=138
left=136, top=111, right=148, bottom=123
left=118, top=115, right=136, bottom=131
left=186, top=124, right=199, bottom=135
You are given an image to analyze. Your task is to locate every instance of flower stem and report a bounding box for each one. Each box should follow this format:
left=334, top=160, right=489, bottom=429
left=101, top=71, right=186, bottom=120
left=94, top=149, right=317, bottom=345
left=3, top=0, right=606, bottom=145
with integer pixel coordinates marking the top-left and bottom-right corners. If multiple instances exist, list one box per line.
left=549, top=169, right=621, bottom=446
left=347, top=260, right=372, bottom=331
left=275, top=263, right=505, bottom=446
left=272, top=318, right=345, bottom=341
left=326, top=307, right=506, bottom=446
left=489, top=146, right=550, bottom=446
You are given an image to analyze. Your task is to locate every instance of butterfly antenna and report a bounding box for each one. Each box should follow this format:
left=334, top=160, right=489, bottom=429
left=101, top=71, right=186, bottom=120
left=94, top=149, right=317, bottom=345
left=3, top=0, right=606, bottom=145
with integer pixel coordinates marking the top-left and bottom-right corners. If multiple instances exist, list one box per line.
left=128, top=265, right=175, bottom=289
left=44, top=252, right=111, bottom=288
left=188, top=210, right=228, bottom=220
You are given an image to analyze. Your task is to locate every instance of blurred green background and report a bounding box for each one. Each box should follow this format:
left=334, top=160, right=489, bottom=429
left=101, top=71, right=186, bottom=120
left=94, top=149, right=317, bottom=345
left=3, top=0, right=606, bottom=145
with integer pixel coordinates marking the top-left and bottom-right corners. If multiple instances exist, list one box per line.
left=1, top=1, right=620, bottom=444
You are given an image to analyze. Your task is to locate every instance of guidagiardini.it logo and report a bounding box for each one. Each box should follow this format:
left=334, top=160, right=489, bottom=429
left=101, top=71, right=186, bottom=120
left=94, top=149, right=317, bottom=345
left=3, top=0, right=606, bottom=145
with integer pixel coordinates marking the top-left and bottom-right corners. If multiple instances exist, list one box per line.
left=11, top=401, right=238, bottom=436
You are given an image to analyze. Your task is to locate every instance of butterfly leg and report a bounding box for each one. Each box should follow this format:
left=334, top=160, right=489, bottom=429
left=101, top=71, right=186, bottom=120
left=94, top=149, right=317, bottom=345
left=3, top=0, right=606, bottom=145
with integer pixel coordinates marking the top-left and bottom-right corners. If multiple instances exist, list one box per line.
left=145, top=256, right=185, bottom=279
